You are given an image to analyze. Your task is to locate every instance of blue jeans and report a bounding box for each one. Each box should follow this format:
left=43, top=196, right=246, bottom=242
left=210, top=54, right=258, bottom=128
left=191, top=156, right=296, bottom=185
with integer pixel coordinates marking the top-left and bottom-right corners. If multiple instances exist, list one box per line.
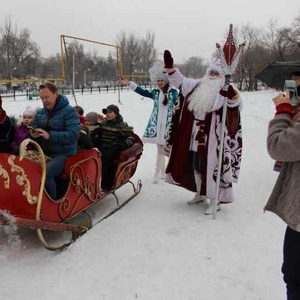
left=282, top=226, right=300, bottom=300
left=45, top=155, right=67, bottom=200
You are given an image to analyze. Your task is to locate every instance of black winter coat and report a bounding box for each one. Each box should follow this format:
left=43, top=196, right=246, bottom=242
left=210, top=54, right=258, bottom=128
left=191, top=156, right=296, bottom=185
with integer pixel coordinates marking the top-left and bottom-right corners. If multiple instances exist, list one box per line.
left=91, top=115, right=135, bottom=151
left=0, top=116, right=15, bottom=153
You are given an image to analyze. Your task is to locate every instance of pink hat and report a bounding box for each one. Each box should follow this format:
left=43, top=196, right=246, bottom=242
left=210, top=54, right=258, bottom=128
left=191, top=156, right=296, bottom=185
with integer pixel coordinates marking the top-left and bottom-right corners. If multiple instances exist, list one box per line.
left=23, top=106, right=38, bottom=118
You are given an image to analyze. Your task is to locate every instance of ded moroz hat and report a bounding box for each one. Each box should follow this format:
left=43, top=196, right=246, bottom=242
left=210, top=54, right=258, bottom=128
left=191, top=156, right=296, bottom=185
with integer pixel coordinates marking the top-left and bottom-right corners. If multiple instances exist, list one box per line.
left=206, top=58, right=223, bottom=75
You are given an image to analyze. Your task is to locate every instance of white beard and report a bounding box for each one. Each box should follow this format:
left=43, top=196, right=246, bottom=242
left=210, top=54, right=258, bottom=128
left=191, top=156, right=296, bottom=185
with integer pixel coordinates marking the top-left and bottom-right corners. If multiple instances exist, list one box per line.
left=188, top=76, right=223, bottom=115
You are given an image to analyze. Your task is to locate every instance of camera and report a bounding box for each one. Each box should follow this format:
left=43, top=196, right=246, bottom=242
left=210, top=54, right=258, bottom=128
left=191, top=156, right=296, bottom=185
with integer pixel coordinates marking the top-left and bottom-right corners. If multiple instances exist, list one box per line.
left=284, top=80, right=299, bottom=106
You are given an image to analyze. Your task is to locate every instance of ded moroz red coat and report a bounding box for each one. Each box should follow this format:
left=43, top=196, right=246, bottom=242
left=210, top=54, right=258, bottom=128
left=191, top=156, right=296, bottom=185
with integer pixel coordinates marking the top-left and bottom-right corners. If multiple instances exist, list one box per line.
left=165, top=68, right=243, bottom=203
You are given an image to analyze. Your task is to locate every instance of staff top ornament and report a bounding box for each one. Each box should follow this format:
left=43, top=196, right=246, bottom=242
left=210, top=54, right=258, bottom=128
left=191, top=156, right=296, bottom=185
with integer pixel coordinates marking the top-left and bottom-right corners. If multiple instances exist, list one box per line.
left=216, top=24, right=246, bottom=85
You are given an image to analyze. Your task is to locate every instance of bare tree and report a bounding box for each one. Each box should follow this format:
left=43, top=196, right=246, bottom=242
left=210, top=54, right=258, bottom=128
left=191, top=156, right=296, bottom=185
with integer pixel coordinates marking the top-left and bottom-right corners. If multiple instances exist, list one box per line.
left=115, top=30, right=157, bottom=79
left=39, top=54, right=61, bottom=79
left=262, top=18, right=293, bottom=61
left=116, top=31, right=140, bottom=76
left=233, top=24, right=270, bottom=91
left=178, top=56, right=207, bottom=78
left=139, top=31, right=158, bottom=74
left=276, top=12, right=300, bottom=61
left=280, top=13, right=300, bottom=49
left=0, top=16, right=40, bottom=82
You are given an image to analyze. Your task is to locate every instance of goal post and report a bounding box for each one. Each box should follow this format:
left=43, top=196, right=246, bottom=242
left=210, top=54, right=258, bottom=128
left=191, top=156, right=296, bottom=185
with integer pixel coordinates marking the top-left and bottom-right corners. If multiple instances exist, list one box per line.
left=60, top=34, right=124, bottom=104
left=0, top=34, right=150, bottom=103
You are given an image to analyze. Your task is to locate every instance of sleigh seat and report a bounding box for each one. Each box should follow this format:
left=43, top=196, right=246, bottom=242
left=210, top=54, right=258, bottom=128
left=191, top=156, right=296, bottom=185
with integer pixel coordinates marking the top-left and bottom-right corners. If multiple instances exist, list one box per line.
left=57, top=134, right=143, bottom=196
left=111, top=137, right=143, bottom=191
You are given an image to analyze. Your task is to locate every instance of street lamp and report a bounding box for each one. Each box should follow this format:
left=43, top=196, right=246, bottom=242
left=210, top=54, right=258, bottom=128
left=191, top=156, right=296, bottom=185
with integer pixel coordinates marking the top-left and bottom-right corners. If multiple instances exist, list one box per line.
left=10, top=67, right=18, bottom=90
left=72, top=51, right=76, bottom=89
left=84, top=68, right=90, bottom=87
left=11, top=67, right=17, bottom=80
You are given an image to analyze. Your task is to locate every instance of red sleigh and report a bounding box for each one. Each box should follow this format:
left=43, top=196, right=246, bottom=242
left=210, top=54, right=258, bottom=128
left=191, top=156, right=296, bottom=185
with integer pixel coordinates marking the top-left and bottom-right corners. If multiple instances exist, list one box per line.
left=0, top=134, right=143, bottom=250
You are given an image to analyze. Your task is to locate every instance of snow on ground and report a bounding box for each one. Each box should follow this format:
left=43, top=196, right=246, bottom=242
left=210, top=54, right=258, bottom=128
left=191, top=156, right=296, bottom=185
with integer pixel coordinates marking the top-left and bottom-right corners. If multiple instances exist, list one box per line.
left=0, top=89, right=287, bottom=300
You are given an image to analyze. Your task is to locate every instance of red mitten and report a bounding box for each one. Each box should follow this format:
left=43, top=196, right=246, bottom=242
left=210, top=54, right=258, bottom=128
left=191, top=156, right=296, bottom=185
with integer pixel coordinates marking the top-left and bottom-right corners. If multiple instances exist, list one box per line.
left=164, top=50, right=174, bottom=68
left=219, top=85, right=237, bottom=100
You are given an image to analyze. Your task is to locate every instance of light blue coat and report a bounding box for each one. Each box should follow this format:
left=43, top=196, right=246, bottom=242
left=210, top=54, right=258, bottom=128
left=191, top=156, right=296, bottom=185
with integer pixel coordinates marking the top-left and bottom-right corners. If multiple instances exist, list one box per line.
left=129, top=82, right=179, bottom=144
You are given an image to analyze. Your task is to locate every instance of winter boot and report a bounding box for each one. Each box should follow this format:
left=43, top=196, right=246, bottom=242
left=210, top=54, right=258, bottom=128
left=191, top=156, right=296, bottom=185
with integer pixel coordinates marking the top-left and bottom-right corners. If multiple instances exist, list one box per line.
left=188, top=193, right=207, bottom=205
left=160, top=154, right=166, bottom=179
left=153, top=170, right=160, bottom=184
left=153, top=153, right=163, bottom=184
left=187, top=171, right=206, bottom=204
left=204, top=201, right=221, bottom=215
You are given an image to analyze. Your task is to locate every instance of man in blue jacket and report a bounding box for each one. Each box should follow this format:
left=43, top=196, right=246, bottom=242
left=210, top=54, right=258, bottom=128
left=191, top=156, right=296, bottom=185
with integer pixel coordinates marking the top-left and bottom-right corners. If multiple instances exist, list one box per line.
left=30, top=81, right=80, bottom=200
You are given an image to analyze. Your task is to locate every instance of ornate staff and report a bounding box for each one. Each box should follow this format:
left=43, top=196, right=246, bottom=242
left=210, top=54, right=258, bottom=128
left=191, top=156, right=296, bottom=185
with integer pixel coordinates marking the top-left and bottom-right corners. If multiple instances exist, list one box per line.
left=213, top=24, right=245, bottom=219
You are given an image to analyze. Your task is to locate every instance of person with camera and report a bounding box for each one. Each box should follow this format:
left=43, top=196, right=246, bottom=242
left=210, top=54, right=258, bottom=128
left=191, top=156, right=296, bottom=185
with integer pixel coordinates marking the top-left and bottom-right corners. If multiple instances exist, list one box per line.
left=273, top=71, right=300, bottom=172
left=162, top=50, right=243, bottom=215
left=289, top=71, right=300, bottom=105
left=290, top=71, right=300, bottom=92
left=265, top=89, right=300, bottom=300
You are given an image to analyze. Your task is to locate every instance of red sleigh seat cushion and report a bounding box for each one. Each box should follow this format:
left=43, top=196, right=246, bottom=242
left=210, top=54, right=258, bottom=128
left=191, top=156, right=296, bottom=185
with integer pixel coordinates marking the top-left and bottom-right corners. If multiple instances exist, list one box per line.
left=115, top=143, right=143, bottom=164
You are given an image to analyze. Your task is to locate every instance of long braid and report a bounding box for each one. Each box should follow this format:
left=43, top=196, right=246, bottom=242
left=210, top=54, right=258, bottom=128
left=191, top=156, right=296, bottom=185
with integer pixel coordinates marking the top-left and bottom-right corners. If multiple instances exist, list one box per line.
left=162, top=83, right=169, bottom=106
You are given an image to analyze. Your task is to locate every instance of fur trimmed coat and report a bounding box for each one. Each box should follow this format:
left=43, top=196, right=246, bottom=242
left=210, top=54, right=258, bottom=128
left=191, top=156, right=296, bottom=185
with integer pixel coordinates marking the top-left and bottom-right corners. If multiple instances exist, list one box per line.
left=165, top=68, right=243, bottom=203
left=129, top=82, right=178, bottom=145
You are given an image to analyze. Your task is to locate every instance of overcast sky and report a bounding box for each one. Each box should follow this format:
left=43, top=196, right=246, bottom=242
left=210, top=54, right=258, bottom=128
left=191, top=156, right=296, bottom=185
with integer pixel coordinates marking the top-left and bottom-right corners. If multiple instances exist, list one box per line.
left=1, top=0, right=299, bottom=63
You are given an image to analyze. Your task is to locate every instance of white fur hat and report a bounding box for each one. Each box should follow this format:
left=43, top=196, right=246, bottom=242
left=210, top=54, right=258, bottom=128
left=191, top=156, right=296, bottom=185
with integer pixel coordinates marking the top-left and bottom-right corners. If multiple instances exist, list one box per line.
left=23, top=106, right=38, bottom=117
left=206, top=58, right=223, bottom=75
left=156, top=73, right=168, bottom=82
left=149, top=60, right=169, bottom=83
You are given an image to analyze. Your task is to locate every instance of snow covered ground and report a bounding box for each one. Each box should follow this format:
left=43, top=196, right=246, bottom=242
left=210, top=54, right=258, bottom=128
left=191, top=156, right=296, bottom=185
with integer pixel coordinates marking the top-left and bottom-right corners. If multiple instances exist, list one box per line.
left=0, top=88, right=287, bottom=300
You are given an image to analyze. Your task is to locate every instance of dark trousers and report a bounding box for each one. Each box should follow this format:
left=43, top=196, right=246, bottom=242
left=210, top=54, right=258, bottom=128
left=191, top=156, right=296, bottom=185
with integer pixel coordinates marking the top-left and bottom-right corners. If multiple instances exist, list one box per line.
left=45, top=155, right=67, bottom=200
left=100, top=147, right=119, bottom=190
left=282, top=226, right=300, bottom=300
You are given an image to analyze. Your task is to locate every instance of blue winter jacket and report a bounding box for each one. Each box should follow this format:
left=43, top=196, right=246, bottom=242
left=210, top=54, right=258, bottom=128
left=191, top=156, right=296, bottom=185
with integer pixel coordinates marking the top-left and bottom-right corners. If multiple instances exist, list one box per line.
left=33, top=95, right=80, bottom=157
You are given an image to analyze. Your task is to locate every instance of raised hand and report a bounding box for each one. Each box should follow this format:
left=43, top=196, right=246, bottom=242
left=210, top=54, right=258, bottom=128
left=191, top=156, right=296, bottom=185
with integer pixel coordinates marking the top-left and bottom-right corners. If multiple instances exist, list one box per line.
left=118, top=77, right=130, bottom=86
left=219, top=85, right=237, bottom=100
left=164, top=50, right=174, bottom=68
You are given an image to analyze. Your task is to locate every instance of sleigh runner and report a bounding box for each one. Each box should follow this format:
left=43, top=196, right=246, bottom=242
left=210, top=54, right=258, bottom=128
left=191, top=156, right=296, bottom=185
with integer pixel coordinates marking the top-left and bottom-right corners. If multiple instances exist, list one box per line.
left=0, top=135, right=143, bottom=250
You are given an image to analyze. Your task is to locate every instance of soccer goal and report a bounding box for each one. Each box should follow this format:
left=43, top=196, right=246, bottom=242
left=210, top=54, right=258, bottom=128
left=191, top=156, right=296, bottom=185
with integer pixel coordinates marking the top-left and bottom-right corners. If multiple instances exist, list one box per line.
left=60, top=34, right=124, bottom=104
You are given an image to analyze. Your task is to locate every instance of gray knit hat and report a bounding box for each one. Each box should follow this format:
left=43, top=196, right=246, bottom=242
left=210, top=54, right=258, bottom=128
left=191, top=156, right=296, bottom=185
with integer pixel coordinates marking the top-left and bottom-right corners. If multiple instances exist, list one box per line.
left=85, top=112, right=98, bottom=125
